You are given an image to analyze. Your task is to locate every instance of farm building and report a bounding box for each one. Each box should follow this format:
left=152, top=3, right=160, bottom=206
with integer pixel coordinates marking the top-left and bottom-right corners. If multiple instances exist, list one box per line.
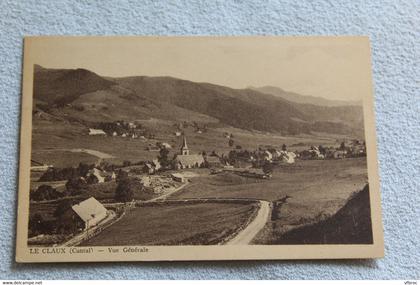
left=71, top=197, right=108, bottom=231
left=161, top=142, right=172, bottom=149
left=86, top=168, right=115, bottom=183
left=143, top=159, right=161, bottom=174
left=278, top=151, right=296, bottom=164
left=173, top=136, right=205, bottom=169
left=88, top=128, right=106, bottom=136
left=205, top=156, right=222, bottom=168
left=263, top=150, right=273, bottom=162
left=171, top=173, right=185, bottom=183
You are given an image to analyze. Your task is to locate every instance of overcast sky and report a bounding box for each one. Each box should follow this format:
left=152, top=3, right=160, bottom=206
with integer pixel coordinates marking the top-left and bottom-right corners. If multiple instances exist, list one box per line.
left=28, top=36, right=372, bottom=101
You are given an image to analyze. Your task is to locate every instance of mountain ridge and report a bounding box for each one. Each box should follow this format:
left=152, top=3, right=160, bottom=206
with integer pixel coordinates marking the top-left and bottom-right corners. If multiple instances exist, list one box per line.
left=33, top=65, right=364, bottom=136
left=250, top=86, right=362, bottom=107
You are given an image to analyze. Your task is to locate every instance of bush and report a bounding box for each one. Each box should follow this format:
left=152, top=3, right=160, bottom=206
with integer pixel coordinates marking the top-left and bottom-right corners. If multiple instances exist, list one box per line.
left=54, top=199, right=74, bottom=218
left=39, top=164, right=94, bottom=182
left=30, top=185, right=64, bottom=201
left=28, top=213, right=55, bottom=237
left=115, top=178, right=134, bottom=202
left=73, top=104, right=85, bottom=111
left=65, top=177, right=87, bottom=195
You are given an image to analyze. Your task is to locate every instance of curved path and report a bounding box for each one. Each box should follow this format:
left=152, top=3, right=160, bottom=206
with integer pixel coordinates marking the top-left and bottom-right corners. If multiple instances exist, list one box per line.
left=70, top=148, right=114, bottom=159
left=226, top=200, right=270, bottom=245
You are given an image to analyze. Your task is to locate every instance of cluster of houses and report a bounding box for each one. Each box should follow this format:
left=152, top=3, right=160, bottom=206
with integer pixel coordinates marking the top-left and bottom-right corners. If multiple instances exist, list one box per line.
left=298, top=140, right=366, bottom=160
left=88, top=120, right=155, bottom=140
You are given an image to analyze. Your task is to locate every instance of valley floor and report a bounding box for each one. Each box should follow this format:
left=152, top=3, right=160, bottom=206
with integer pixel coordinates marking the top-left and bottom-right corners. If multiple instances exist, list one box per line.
left=74, top=157, right=370, bottom=246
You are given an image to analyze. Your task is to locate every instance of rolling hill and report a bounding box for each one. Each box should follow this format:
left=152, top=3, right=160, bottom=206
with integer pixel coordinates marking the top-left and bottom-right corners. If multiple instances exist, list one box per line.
left=32, top=65, right=365, bottom=136
left=251, top=86, right=362, bottom=107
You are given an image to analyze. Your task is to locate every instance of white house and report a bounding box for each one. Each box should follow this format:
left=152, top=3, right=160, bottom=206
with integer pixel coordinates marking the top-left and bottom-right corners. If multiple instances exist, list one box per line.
left=71, top=197, right=107, bottom=230
left=88, top=128, right=106, bottom=136
left=161, top=142, right=172, bottom=149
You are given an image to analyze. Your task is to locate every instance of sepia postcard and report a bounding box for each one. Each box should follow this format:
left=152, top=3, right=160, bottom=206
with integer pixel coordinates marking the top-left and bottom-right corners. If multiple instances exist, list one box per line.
left=16, top=36, right=384, bottom=262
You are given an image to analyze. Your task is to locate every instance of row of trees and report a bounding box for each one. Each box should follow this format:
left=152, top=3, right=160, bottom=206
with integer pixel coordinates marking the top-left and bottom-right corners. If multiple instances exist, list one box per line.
left=39, top=162, right=94, bottom=182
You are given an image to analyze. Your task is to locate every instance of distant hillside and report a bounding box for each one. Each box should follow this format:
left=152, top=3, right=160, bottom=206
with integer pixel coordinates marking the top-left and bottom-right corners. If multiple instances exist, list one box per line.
left=33, top=64, right=116, bottom=106
left=277, top=184, right=373, bottom=244
left=251, top=86, right=362, bottom=107
left=33, top=66, right=364, bottom=136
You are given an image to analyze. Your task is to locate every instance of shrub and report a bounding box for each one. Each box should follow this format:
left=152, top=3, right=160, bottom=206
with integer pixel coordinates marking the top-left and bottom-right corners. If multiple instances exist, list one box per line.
left=65, top=177, right=87, bottom=195
left=115, top=178, right=134, bottom=202
left=30, top=184, right=64, bottom=201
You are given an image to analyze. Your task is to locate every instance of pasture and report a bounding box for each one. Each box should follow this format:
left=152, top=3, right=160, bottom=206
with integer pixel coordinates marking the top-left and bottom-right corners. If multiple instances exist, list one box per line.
left=81, top=201, right=258, bottom=246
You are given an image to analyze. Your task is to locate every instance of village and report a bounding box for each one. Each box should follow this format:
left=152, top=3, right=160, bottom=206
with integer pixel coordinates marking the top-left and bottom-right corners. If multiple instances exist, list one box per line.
left=28, top=119, right=367, bottom=247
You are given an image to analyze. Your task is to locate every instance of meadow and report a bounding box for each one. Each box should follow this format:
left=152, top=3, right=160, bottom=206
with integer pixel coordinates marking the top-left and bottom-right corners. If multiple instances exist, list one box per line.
left=81, top=201, right=258, bottom=246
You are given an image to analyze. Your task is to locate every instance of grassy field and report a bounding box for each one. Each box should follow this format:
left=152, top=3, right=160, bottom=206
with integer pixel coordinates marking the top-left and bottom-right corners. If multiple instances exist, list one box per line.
left=81, top=202, right=258, bottom=246
left=274, top=185, right=373, bottom=244
left=171, top=158, right=367, bottom=202
left=169, top=158, right=369, bottom=244
left=31, top=115, right=357, bottom=168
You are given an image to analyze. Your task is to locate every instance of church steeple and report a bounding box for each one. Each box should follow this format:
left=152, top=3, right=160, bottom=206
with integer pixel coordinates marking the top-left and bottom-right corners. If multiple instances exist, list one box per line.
left=181, top=136, right=189, bottom=155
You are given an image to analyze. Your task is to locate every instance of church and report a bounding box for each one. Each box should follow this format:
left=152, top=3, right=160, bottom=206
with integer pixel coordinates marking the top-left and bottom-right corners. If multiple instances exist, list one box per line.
left=173, top=136, right=205, bottom=169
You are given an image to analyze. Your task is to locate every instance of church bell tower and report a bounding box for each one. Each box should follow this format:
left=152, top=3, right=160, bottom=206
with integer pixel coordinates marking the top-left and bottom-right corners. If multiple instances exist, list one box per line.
left=180, top=136, right=189, bottom=155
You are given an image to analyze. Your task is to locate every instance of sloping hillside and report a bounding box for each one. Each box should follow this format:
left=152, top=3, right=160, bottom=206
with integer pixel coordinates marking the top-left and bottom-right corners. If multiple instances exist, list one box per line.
left=32, top=66, right=364, bottom=136
left=33, top=64, right=116, bottom=106
left=251, top=86, right=362, bottom=107
left=277, top=184, right=373, bottom=244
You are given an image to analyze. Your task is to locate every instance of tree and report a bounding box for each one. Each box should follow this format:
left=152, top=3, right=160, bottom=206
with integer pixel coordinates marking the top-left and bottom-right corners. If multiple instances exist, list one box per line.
left=282, top=144, right=287, bottom=151
left=318, top=145, right=326, bottom=155
left=65, top=177, right=87, bottom=195
left=86, top=174, right=99, bottom=185
left=28, top=213, right=44, bottom=236
left=77, top=162, right=91, bottom=177
left=158, top=147, right=170, bottom=168
left=30, top=184, right=63, bottom=201
left=54, top=199, right=74, bottom=218
left=115, top=178, right=134, bottom=202
left=116, top=169, right=129, bottom=183
left=340, top=141, right=346, bottom=150
left=262, top=161, right=273, bottom=174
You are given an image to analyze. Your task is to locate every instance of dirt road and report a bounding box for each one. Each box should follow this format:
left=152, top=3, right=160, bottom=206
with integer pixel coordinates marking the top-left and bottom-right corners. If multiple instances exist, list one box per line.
left=226, top=200, right=270, bottom=245
left=70, top=148, right=114, bottom=159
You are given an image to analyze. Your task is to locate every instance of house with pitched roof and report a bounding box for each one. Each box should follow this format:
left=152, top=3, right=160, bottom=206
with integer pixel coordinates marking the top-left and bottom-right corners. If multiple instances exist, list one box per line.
left=71, top=197, right=108, bottom=231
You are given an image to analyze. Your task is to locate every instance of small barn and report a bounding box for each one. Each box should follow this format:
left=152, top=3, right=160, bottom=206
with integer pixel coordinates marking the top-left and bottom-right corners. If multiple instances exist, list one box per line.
left=205, top=156, right=222, bottom=168
left=142, top=159, right=161, bottom=174
left=171, top=173, right=185, bottom=183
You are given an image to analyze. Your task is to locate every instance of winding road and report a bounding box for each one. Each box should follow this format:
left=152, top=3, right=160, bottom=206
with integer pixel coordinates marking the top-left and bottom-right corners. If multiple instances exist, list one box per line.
left=226, top=200, right=271, bottom=245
